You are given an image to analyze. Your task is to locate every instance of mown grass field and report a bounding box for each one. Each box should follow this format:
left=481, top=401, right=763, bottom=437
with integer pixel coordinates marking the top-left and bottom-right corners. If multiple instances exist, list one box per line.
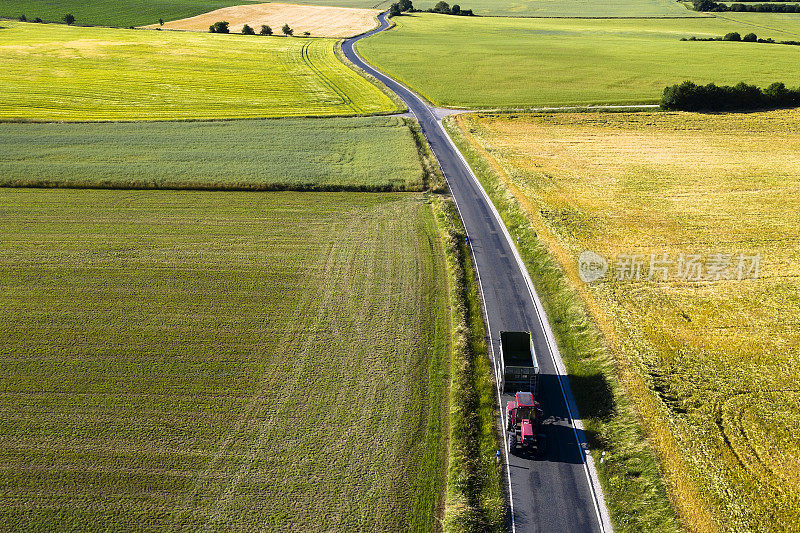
left=450, top=109, right=800, bottom=532
left=0, top=117, right=428, bottom=191
left=0, top=0, right=251, bottom=27
left=359, top=13, right=800, bottom=108
left=0, top=188, right=450, bottom=530
left=0, top=22, right=398, bottom=121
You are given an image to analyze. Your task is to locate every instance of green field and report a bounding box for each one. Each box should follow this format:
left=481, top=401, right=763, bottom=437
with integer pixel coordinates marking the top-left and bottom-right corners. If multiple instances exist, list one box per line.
left=0, top=188, right=450, bottom=530
left=0, top=0, right=250, bottom=27
left=0, top=0, right=703, bottom=21
left=0, top=22, right=398, bottom=121
left=0, top=117, right=428, bottom=191
left=359, top=13, right=800, bottom=108
left=449, top=109, right=800, bottom=532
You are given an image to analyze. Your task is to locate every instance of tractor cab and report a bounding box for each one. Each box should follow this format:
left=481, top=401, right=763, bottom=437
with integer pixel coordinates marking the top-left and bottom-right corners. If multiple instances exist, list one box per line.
left=507, top=391, right=544, bottom=455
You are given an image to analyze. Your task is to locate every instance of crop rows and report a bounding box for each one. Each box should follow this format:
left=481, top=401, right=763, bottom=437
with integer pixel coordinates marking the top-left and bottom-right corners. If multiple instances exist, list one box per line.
left=0, top=189, right=450, bottom=531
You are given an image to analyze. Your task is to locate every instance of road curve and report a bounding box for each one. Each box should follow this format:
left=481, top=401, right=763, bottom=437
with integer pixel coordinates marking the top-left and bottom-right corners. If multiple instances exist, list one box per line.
left=343, top=13, right=613, bottom=533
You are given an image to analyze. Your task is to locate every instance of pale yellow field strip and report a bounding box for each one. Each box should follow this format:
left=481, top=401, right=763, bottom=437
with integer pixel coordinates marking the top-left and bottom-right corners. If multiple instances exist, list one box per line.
left=143, top=3, right=380, bottom=38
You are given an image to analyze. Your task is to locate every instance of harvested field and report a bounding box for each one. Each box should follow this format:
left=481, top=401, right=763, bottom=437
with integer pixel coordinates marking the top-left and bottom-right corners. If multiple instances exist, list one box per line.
left=451, top=109, right=800, bottom=532
left=145, top=3, right=380, bottom=38
left=0, top=188, right=450, bottom=530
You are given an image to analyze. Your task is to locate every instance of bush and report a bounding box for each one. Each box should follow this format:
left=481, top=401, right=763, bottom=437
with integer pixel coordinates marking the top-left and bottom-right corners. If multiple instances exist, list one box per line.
left=242, top=24, right=254, bottom=35
left=302, top=31, right=310, bottom=36
left=18, top=14, right=26, bottom=22
left=723, top=31, right=741, bottom=41
left=33, top=16, right=42, bottom=23
left=743, top=32, right=757, bottom=42
left=63, top=13, right=75, bottom=25
left=209, top=21, right=229, bottom=33
left=282, top=23, right=293, bottom=36
left=661, top=80, right=800, bottom=111
left=260, top=24, right=272, bottom=35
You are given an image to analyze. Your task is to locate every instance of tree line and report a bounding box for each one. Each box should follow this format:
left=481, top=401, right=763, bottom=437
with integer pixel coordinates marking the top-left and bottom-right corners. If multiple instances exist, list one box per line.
left=692, top=0, right=800, bottom=12
left=661, top=81, right=800, bottom=111
left=209, top=21, right=306, bottom=36
left=681, top=31, right=800, bottom=46
left=389, top=0, right=474, bottom=17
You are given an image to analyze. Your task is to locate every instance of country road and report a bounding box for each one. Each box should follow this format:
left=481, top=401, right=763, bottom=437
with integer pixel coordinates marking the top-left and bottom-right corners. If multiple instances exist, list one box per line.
left=343, top=13, right=613, bottom=533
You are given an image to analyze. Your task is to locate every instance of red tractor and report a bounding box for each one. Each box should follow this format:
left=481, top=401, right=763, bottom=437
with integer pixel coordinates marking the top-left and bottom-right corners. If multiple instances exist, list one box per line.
left=507, top=391, right=544, bottom=455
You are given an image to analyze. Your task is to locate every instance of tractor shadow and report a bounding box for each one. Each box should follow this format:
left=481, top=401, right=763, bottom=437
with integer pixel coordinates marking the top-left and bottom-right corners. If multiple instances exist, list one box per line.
left=520, top=372, right=615, bottom=465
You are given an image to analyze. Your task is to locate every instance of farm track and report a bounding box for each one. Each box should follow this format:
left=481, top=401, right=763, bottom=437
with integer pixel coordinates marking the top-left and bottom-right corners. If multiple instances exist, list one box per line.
left=344, top=12, right=612, bottom=533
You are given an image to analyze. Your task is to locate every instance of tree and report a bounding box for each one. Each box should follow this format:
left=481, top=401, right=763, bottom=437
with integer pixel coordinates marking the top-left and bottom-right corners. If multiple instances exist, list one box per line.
left=33, top=16, right=42, bottom=22
left=451, top=3, right=461, bottom=14
left=260, top=24, right=272, bottom=35
left=159, top=18, right=164, bottom=26
left=63, top=13, right=75, bottom=25
left=398, top=0, right=414, bottom=11
left=433, top=0, right=451, bottom=13
left=303, top=31, right=310, bottom=36
left=282, top=23, right=293, bottom=35
left=742, top=32, right=757, bottom=42
left=209, top=21, right=229, bottom=33
left=18, top=14, right=26, bottom=22
left=242, top=24, right=255, bottom=34
left=723, top=31, right=741, bottom=41
left=389, top=2, right=402, bottom=16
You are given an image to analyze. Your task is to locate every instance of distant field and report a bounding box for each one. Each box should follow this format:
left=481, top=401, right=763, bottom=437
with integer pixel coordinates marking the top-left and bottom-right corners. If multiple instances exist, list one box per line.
left=0, top=0, right=251, bottom=27
left=0, top=189, right=450, bottom=530
left=145, top=3, right=380, bottom=38
left=450, top=109, right=800, bottom=532
left=0, top=117, right=427, bottom=191
left=359, top=13, right=800, bottom=108
left=0, top=22, right=398, bottom=120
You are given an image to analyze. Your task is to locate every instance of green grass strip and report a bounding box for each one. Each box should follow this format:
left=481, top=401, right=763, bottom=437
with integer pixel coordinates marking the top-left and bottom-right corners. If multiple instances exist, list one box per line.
left=432, top=195, right=505, bottom=532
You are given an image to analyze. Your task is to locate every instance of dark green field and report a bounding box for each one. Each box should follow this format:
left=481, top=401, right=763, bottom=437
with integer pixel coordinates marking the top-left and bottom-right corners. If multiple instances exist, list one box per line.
left=0, top=188, right=450, bottom=530
left=0, top=117, right=428, bottom=191
left=0, top=0, right=249, bottom=27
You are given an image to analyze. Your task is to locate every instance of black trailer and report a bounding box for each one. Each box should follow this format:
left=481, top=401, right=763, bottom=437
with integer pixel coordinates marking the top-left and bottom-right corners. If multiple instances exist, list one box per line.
left=498, top=331, right=539, bottom=394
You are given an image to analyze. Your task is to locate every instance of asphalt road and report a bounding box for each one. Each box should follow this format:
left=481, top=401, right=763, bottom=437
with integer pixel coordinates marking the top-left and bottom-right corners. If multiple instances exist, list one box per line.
left=343, top=14, right=611, bottom=533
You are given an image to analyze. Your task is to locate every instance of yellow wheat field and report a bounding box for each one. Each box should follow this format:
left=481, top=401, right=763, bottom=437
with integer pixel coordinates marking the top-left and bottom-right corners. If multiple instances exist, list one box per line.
left=454, top=109, right=800, bottom=532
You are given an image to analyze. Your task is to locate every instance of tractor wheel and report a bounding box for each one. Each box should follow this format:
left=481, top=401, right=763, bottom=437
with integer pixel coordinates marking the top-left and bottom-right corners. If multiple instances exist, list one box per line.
left=508, top=434, right=517, bottom=455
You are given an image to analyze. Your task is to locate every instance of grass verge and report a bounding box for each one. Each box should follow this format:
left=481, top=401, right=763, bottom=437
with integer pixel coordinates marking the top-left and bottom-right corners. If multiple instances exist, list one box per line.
left=442, top=116, right=686, bottom=533
left=432, top=195, right=505, bottom=532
